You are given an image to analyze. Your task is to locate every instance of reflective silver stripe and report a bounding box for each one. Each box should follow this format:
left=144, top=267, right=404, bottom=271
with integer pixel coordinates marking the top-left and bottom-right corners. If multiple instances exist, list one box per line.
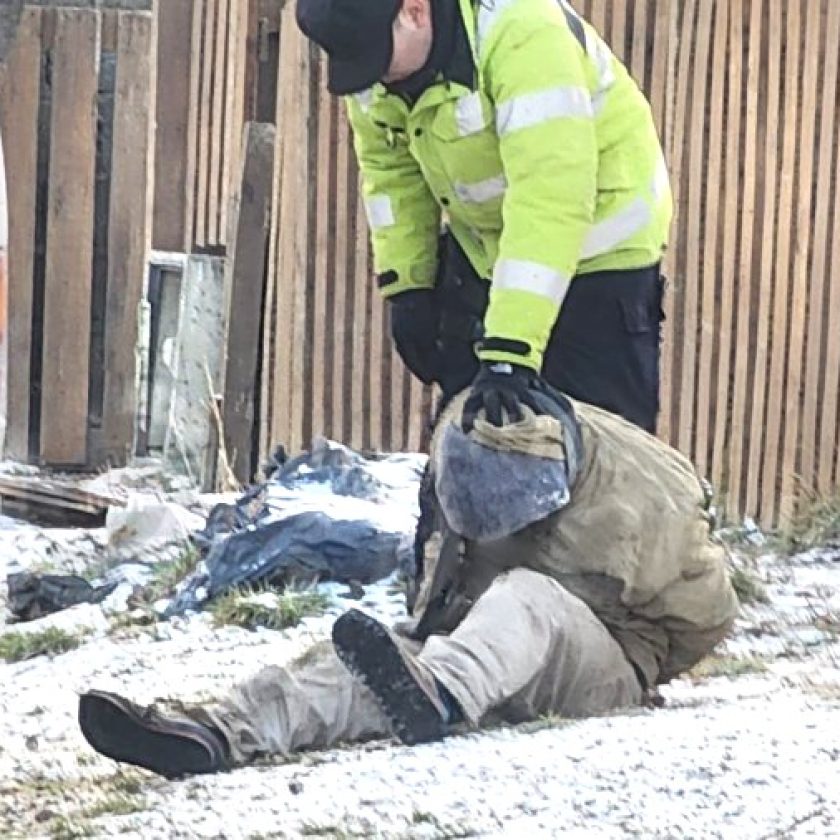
left=354, top=88, right=374, bottom=113
left=580, top=197, right=651, bottom=260
left=496, top=86, right=593, bottom=135
left=454, top=92, right=486, bottom=136
left=590, top=36, right=615, bottom=95
left=493, top=259, right=571, bottom=305
left=364, top=195, right=395, bottom=230
left=476, top=0, right=516, bottom=50
left=652, top=152, right=670, bottom=200
left=454, top=174, right=507, bottom=204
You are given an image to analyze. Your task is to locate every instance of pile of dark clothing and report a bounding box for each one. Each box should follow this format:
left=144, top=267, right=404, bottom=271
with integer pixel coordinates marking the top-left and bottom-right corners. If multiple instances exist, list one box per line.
left=165, top=439, right=423, bottom=616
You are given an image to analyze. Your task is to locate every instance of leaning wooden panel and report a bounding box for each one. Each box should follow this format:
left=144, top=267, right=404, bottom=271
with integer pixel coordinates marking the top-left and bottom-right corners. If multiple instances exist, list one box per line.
left=806, top=1, right=840, bottom=495
left=727, top=0, right=763, bottom=519
left=0, top=8, right=41, bottom=461
left=40, top=9, right=98, bottom=465
left=779, top=3, right=821, bottom=520
left=98, top=10, right=155, bottom=464
left=759, top=1, right=800, bottom=525
left=223, top=122, right=275, bottom=482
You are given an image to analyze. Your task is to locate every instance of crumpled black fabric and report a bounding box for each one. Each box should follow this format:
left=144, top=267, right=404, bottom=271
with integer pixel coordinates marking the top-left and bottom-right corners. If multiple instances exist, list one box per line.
left=165, top=439, right=420, bottom=617
left=165, top=510, right=410, bottom=617
left=6, top=571, right=118, bottom=622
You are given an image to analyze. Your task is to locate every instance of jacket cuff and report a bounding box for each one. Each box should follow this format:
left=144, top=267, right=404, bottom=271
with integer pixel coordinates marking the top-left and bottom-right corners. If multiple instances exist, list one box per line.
left=377, top=260, right=437, bottom=298
left=476, top=337, right=541, bottom=371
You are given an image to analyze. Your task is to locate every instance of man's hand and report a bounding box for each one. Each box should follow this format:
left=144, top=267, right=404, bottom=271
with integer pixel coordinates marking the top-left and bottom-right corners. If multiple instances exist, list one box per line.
left=462, top=362, right=549, bottom=432
left=388, top=288, right=441, bottom=385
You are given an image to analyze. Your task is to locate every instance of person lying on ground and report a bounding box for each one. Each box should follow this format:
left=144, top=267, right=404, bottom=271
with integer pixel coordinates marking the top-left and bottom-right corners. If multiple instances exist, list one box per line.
left=78, top=386, right=739, bottom=778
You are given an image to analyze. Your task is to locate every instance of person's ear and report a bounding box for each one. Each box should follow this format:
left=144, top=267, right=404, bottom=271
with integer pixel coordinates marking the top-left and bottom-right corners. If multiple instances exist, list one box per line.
left=398, top=0, right=431, bottom=31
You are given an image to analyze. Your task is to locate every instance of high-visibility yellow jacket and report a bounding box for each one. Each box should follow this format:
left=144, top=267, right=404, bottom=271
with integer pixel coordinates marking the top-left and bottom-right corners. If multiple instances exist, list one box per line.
left=347, top=0, right=673, bottom=371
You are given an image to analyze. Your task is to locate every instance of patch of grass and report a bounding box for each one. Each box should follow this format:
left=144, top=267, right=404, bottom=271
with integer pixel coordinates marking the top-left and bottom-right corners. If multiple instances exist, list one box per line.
left=779, top=491, right=840, bottom=552
left=48, top=816, right=94, bottom=839
left=210, top=586, right=331, bottom=631
left=0, top=627, right=89, bottom=663
left=81, top=792, right=146, bottom=819
left=730, top=567, right=769, bottom=605
left=689, top=654, right=768, bottom=680
left=133, top=543, right=201, bottom=607
left=299, top=825, right=358, bottom=838
left=411, top=810, right=479, bottom=837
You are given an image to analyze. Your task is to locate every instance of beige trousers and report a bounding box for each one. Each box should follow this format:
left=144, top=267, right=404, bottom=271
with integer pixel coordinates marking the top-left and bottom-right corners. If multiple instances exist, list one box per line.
left=204, top=569, right=642, bottom=764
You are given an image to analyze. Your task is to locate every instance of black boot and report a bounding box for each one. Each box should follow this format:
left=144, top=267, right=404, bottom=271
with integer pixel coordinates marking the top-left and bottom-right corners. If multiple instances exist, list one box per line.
left=332, top=609, right=451, bottom=746
left=78, top=690, right=230, bottom=778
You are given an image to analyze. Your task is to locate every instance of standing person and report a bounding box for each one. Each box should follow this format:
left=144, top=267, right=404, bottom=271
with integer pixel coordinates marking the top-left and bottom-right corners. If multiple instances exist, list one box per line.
left=296, top=0, right=672, bottom=432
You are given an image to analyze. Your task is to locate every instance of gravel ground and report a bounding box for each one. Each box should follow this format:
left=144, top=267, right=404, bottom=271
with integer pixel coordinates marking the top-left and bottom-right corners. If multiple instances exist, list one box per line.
left=1, top=469, right=839, bottom=839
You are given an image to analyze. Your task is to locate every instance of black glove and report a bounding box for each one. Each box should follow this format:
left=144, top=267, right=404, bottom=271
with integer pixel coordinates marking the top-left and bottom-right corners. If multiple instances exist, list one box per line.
left=462, top=362, right=549, bottom=432
left=388, top=288, right=441, bottom=385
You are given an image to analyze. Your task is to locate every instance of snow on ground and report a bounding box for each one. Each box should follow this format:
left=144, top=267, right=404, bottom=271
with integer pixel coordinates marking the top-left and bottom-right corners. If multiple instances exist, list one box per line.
left=1, top=461, right=839, bottom=839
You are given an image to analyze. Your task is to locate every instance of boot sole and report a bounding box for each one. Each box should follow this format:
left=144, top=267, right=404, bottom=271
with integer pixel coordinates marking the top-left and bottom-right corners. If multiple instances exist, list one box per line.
left=78, top=691, right=225, bottom=779
left=332, top=610, right=446, bottom=746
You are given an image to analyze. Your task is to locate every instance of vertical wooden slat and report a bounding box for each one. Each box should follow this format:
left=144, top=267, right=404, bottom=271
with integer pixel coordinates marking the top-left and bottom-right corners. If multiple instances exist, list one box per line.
left=207, top=0, right=227, bottom=245
left=152, top=0, right=197, bottom=252
left=193, top=0, right=213, bottom=247
left=628, top=0, right=648, bottom=89
left=695, top=0, right=727, bottom=478
left=0, top=8, right=41, bottom=460
left=663, top=0, right=695, bottom=444
left=98, top=10, right=154, bottom=463
left=330, top=111, right=350, bottom=444
left=727, top=0, right=763, bottom=519
left=273, top=18, right=310, bottom=453
left=806, top=0, right=840, bottom=495
left=821, top=32, right=840, bottom=490
left=676, top=0, right=711, bottom=458
left=288, top=45, right=312, bottom=455
left=759, top=0, right=800, bottom=524
left=779, top=3, right=820, bottom=519
left=311, top=56, right=332, bottom=439
left=351, top=179, right=369, bottom=450
left=654, top=1, right=679, bottom=443
left=39, top=9, right=98, bottom=465
left=711, top=0, right=743, bottom=495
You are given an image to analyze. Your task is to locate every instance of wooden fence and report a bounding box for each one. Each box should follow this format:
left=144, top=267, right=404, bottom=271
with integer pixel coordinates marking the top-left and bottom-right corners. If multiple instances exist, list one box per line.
left=259, top=0, right=840, bottom=527
left=0, top=2, right=154, bottom=466
left=152, top=0, right=260, bottom=254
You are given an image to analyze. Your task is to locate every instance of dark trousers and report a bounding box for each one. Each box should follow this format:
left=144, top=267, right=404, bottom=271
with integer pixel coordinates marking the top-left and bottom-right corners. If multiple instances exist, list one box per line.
left=435, top=236, right=665, bottom=433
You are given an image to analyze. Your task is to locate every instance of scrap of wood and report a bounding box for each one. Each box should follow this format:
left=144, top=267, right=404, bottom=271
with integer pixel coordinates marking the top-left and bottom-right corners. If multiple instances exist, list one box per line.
left=0, top=475, right=126, bottom=516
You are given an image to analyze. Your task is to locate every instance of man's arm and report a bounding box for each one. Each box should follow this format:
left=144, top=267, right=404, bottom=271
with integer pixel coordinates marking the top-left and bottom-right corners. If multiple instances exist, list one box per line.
left=478, top=15, right=598, bottom=372
left=346, top=95, right=442, bottom=297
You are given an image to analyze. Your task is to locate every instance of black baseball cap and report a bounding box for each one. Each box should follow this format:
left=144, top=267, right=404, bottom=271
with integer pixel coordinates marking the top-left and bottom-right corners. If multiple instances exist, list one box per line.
left=296, top=0, right=403, bottom=95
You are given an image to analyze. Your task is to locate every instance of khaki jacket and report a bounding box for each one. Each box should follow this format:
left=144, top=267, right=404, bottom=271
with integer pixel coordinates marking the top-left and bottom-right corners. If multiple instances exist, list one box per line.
left=415, top=399, right=739, bottom=687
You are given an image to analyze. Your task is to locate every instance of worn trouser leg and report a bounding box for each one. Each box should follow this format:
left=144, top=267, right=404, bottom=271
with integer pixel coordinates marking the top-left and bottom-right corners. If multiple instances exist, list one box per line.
left=417, top=568, right=642, bottom=726
left=199, top=641, right=391, bottom=765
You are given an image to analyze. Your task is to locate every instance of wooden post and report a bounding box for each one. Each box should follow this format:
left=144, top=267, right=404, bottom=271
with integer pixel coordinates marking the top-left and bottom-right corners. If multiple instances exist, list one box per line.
left=222, top=121, right=275, bottom=482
